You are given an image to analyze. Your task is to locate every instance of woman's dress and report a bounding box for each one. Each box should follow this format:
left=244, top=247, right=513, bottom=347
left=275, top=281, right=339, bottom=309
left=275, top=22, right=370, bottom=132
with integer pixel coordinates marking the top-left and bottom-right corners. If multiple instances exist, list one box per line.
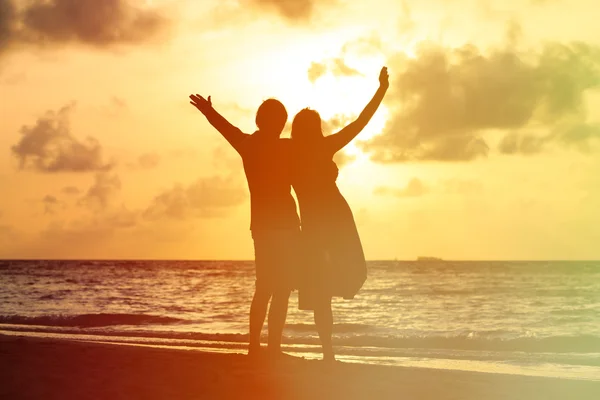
left=291, top=146, right=367, bottom=310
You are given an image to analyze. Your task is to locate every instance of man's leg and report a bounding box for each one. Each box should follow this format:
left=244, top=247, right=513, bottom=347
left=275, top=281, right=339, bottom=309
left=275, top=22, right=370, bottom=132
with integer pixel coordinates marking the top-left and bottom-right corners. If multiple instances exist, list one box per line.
left=250, top=230, right=271, bottom=356
left=249, top=285, right=271, bottom=355
left=267, top=287, right=291, bottom=354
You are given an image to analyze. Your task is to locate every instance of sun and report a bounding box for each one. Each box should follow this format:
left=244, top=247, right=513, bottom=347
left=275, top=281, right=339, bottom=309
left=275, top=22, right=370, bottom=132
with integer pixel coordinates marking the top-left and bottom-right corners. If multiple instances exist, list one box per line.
left=196, top=29, right=393, bottom=158
left=305, top=66, right=390, bottom=157
left=268, top=52, right=388, bottom=143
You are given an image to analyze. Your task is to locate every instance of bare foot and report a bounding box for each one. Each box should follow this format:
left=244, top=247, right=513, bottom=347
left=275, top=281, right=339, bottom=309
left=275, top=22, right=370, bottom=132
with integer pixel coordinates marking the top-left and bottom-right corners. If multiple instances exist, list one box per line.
left=247, top=344, right=263, bottom=358
left=322, top=350, right=335, bottom=363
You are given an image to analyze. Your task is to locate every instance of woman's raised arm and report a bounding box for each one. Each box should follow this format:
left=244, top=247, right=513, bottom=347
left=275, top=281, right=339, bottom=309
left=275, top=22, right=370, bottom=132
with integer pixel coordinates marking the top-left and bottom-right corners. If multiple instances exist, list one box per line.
left=324, top=67, right=389, bottom=154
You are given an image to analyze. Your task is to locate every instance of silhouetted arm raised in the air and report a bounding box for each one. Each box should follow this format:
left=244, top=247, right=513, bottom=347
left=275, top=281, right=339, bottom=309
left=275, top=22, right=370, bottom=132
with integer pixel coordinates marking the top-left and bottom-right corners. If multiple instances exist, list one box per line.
left=189, top=94, right=248, bottom=152
left=324, top=67, right=389, bottom=154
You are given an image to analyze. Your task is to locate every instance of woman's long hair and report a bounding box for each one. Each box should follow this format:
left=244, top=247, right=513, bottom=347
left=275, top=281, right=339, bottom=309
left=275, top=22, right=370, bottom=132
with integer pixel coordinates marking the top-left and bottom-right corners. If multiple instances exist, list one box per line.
left=291, top=108, right=324, bottom=144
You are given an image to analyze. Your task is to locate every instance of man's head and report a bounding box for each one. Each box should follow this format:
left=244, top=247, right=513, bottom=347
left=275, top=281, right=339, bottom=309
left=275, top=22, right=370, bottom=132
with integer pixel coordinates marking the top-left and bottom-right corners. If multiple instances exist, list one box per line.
left=255, top=99, right=288, bottom=137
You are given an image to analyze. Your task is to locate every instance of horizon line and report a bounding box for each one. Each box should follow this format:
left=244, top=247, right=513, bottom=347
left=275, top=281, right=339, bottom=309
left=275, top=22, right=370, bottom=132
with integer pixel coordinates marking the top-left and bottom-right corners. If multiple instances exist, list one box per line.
left=1, top=258, right=599, bottom=262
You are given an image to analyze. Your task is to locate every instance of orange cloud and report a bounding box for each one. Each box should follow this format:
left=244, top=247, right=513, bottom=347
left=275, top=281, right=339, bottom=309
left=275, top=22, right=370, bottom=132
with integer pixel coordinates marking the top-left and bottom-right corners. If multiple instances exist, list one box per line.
left=0, top=224, right=19, bottom=244
left=308, top=58, right=363, bottom=83
left=133, top=153, right=161, bottom=170
left=143, top=176, right=246, bottom=220
left=11, top=104, right=113, bottom=173
left=0, top=0, right=170, bottom=55
left=246, top=0, right=335, bottom=22
left=79, top=173, right=122, bottom=210
left=42, top=195, right=63, bottom=215
left=61, top=186, right=81, bottom=196
left=360, top=41, right=600, bottom=161
left=442, top=179, right=483, bottom=195
left=374, top=178, right=428, bottom=198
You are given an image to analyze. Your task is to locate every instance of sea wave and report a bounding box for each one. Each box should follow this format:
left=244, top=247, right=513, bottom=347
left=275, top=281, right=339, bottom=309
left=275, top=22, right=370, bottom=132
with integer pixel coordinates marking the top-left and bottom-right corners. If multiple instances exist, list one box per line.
left=1, top=316, right=599, bottom=353
left=0, top=313, right=185, bottom=328
left=330, top=334, right=600, bottom=353
left=286, top=323, right=372, bottom=333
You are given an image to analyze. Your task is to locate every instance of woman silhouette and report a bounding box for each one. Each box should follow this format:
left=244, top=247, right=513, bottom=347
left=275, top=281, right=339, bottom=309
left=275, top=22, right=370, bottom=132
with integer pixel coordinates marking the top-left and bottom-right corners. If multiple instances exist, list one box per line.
left=291, top=66, right=389, bottom=361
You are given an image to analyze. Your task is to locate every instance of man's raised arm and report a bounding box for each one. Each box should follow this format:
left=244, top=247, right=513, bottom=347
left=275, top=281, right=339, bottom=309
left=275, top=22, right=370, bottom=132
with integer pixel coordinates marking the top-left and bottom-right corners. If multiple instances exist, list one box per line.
left=323, top=67, right=389, bottom=155
left=190, top=94, right=247, bottom=152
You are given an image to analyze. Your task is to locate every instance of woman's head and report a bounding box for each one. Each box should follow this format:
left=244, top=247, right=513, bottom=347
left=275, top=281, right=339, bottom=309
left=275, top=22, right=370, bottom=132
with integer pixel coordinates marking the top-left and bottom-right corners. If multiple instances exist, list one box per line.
left=255, top=98, right=288, bottom=136
left=291, top=108, right=324, bottom=142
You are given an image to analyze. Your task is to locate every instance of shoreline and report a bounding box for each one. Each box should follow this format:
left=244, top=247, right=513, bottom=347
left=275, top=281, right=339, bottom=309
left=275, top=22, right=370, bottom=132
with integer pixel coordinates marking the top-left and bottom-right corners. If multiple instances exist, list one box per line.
left=2, top=326, right=600, bottom=380
left=1, top=334, right=599, bottom=399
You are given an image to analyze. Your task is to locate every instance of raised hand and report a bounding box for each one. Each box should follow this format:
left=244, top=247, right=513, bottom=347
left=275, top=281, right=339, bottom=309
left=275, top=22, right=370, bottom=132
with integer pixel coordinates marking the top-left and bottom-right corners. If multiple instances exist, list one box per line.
left=189, top=94, right=212, bottom=113
left=324, top=66, right=390, bottom=154
left=379, top=66, right=389, bottom=89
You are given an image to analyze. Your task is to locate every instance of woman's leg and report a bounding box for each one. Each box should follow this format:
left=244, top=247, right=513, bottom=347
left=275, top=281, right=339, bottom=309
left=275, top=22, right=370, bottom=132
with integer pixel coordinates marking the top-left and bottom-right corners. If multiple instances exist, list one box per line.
left=314, top=295, right=334, bottom=361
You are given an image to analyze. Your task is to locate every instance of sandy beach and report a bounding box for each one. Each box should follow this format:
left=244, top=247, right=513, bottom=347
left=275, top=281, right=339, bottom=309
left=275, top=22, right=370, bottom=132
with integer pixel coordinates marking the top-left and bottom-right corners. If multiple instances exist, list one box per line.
left=1, top=334, right=598, bottom=400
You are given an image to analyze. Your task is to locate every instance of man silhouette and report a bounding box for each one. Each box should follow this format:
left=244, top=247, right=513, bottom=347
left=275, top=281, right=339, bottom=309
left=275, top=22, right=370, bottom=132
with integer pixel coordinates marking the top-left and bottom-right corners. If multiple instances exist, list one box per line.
left=190, top=94, right=300, bottom=358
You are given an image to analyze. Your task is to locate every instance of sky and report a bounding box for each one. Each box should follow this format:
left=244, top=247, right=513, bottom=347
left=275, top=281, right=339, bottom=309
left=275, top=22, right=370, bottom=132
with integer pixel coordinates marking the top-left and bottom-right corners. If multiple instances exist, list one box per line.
left=0, top=0, right=599, bottom=260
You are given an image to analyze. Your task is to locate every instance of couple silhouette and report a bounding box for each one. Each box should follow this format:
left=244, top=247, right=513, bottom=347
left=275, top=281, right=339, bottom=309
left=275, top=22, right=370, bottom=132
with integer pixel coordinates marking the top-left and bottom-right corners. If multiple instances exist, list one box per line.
left=190, top=66, right=389, bottom=362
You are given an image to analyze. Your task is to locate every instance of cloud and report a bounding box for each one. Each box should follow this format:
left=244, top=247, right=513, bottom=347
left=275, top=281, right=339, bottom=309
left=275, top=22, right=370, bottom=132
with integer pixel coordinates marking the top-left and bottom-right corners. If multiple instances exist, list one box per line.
left=39, top=210, right=135, bottom=245
left=554, top=122, right=600, bottom=151
left=0, top=0, right=17, bottom=54
left=23, top=204, right=197, bottom=258
left=0, top=224, right=19, bottom=243
left=169, top=148, right=199, bottom=159
left=11, top=104, right=113, bottom=173
left=498, top=122, right=600, bottom=156
left=397, top=0, right=416, bottom=36
left=103, top=206, right=138, bottom=229
left=0, top=209, right=137, bottom=258
left=498, top=132, right=547, bottom=155
left=340, top=33, right=384, bottom=57
left=28, top=202, right=139, bottom=257
left=0, top=211, right=21, bottom=247
left=358, top=39, right=600, bottom=162
left=125, top=152, right=161, bottom=170
left=79, top=172, right=121, bottom=210
left=61, top=186, right=81, bottom=195
left=376, top=178, right=482, bottom=197
left=99, top=96, right=129, bottom=117
left=143, top=176, right=246, bottom=220
left=137, top=153, right=161, bottom=169
left=443, top=179, right=483, bottom=194
left=0, top=0, right=170, bottom=55
left=374, top=178, right=428, bottom=198
left=322, top=114, right=355, bottom=133
left=353, top=207, right=369, bottom=227
left=308, top=62, right=328, bottom=83
left=307, top=57, right=362, bottom=83
left=332, top=151, right=356, bottom=168
left=212, top=146, right=244, bottom=172
left=307, top=34, right=383, bottom=83
left=0, top=70, right=27, bottom=85
left=331, top=58, right=362, bottom=78
left=42, top=195, right=62, bottom=214
left=245, top=0, right=334, bottom=22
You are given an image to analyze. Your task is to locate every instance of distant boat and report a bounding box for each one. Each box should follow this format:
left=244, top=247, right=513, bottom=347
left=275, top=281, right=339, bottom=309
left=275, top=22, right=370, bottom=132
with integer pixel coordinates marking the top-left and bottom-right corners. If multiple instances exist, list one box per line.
left=416, top=256, right=444, bottom=262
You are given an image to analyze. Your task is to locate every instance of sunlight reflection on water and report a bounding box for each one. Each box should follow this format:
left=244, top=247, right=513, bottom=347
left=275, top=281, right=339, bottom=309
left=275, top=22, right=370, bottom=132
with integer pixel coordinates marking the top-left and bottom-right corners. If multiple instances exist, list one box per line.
left=1, top=259, right=600, bottom=380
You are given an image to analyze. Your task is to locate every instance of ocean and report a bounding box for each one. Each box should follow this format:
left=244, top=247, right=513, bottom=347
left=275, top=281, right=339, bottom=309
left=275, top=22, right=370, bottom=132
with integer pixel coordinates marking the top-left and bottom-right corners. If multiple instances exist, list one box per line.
left=1, top=260, right=599, bottom=381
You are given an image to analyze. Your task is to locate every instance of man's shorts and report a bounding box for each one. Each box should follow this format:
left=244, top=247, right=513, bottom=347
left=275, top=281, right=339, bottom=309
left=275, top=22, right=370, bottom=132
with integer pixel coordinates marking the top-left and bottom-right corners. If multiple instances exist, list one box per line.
left=252, top=228, right=301, bottom=293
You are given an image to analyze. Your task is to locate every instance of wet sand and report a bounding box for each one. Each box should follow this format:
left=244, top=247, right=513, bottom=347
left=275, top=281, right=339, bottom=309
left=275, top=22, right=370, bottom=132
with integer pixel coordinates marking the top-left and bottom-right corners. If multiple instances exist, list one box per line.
left=1, top=335, right=598, bottom=399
